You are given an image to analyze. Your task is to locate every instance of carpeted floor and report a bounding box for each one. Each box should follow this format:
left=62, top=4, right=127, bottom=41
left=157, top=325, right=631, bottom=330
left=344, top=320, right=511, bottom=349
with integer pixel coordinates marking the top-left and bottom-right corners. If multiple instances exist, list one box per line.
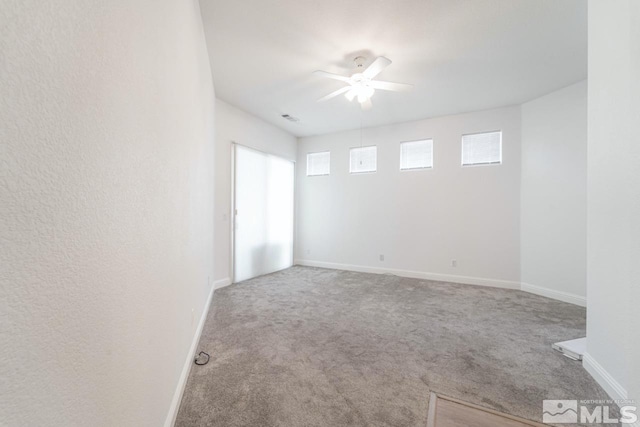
left=175, top=266, right=612, bottom=427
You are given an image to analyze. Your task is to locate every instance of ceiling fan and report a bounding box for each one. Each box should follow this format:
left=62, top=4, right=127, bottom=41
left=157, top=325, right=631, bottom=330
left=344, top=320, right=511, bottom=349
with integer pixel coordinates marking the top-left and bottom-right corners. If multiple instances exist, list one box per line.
left=314, top=56, right=412, bottom=111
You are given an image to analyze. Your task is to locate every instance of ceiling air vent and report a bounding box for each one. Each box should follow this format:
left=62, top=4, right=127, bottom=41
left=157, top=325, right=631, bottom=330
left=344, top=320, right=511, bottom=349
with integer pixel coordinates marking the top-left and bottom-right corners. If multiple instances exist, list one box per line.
left=281, top=114, right=300, bottom=123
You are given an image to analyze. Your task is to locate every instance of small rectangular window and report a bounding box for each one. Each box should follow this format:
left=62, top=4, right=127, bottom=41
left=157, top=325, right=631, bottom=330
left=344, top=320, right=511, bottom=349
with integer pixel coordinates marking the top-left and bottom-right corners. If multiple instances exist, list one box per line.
left=349, top=146, right=377, bottom=174
left=400, top=139, right=433, bottom=170
left=306, top=151, right=330, bottom=176
left=462, top=131, right=502, bottom=166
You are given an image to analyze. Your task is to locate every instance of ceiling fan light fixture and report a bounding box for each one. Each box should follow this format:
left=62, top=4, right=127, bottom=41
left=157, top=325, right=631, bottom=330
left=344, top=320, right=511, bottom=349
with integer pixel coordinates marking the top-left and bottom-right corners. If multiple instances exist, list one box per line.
left=362, top=86, right=375, bottom=100
left=345, top=89, right=357, bottom=102
left=348, top=85, right=375, bottom=103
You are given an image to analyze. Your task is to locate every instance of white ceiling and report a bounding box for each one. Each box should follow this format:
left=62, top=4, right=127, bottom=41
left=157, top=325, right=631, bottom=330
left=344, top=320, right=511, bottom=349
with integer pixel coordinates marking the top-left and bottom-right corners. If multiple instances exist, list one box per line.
left=200, top=0, right=586, bottom=137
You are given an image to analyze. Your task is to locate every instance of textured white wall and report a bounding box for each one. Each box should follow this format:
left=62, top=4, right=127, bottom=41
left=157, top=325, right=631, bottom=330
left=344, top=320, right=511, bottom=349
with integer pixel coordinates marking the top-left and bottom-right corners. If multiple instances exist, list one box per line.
left=520, top=81, right=587, bottom=305
left=585, top=0, right=640, bottom=403
left=296, top=106, right=521, bottom=286
left=214, top=99, right=297, bottom=283
left=0, top=1, right=216, bottom=426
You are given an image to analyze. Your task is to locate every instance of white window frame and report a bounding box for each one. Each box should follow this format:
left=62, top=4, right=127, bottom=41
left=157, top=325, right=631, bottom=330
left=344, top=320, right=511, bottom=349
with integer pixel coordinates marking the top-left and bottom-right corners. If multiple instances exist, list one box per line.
left=306, top=151, right=331, bottom=177
left=349, top=146, right=377, bottom=174
left=399, top=139, right=434, bottom=171
left=461, top=130, right=502, bottom=167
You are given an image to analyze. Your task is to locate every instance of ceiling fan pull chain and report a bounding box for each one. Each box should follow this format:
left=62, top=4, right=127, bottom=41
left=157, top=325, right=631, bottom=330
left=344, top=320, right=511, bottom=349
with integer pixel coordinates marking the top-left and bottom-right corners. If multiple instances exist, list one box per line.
left=360, top=109, right=363, bottom=148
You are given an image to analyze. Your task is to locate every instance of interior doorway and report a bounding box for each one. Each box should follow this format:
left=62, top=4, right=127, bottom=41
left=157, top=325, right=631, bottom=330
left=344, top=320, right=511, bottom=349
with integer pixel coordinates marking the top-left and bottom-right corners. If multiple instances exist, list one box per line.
left=233, top=144, right=294, bottom=282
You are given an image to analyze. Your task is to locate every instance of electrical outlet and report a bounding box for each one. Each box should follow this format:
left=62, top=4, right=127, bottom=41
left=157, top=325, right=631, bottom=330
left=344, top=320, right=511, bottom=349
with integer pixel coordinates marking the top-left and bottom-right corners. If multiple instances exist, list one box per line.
left=379, top=254, right=385, bottom=261
left=451, top=259, right=457, bottom=268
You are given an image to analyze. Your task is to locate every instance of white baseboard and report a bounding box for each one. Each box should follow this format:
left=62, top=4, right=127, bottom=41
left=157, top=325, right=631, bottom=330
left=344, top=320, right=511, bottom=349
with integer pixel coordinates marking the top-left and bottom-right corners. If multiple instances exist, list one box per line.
left=294, top=259, right=521, bottom=290
left=520, top=282, right=586, bottom=307
left=294, top=260, right=588, bottom=307
left=164, top=285, right=216, bottom=427
left=213, top=277, right=232, bottom=290
left=583, top=352, right=628, bottom=401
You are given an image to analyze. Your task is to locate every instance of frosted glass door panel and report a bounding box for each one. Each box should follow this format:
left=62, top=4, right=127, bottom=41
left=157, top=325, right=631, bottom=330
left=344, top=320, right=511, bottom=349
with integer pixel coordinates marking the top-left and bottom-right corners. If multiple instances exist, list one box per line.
left=234, top=145, right=294, bottom=282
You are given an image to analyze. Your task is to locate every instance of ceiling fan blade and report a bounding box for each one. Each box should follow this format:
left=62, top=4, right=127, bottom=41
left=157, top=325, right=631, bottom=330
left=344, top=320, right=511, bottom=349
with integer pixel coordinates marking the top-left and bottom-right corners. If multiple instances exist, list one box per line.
left=361, top=98, right=373, bottom=111
left=362, top=57, right=392, bottom=79
left=317, top=86, right=351, bottom=102
left=369, top=80, right=413, bottom=92
left=313, top=70, right=351, bottom=82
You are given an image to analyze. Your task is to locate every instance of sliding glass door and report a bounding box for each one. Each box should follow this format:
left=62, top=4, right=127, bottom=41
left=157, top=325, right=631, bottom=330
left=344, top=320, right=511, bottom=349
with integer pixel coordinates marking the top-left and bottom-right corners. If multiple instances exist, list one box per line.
left=233, top=145, right=294, bottom=282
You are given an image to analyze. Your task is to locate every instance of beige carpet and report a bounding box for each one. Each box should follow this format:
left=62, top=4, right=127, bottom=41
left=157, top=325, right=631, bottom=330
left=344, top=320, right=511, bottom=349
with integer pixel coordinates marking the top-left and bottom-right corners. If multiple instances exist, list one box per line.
left=176, top=266, right=613, bottom=426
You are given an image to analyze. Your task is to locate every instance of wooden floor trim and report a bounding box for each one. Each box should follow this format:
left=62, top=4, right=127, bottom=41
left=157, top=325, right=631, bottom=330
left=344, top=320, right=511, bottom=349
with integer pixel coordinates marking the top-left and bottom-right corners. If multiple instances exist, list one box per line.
left=427, top=392, right=548, bottom=427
